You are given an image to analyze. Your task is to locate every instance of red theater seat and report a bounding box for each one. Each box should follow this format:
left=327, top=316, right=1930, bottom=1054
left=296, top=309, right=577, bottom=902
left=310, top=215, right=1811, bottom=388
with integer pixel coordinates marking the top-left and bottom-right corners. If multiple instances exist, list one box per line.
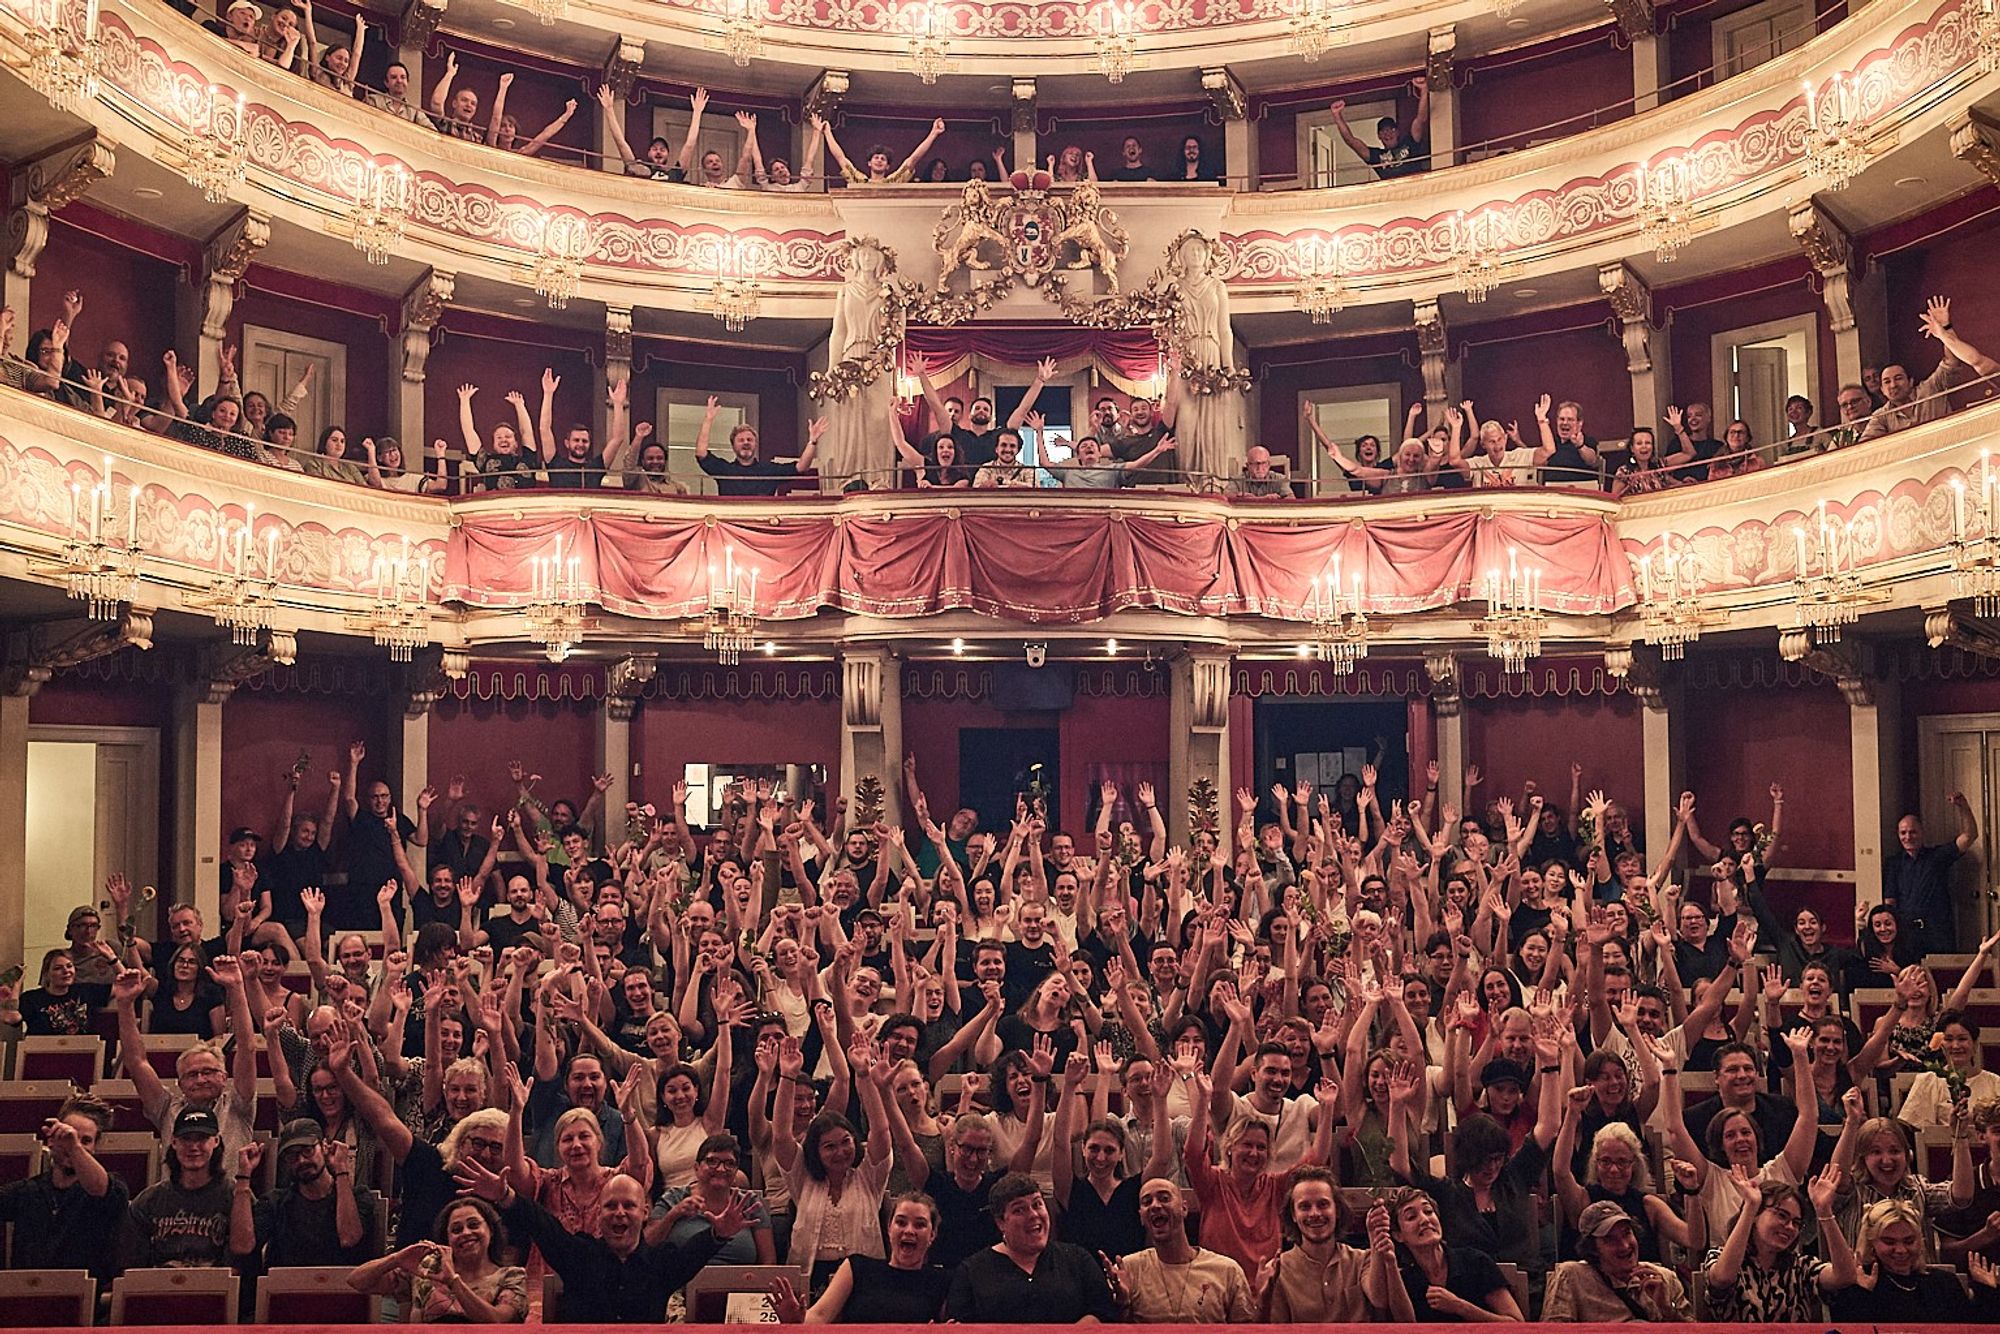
left=0, top=1269, right=96, bottom=1326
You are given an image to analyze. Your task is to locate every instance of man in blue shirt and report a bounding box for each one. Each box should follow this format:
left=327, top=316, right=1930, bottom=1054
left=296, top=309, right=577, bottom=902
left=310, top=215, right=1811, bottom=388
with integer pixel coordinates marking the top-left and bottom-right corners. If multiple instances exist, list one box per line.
left=1884, top=792, right=1978, bottom=957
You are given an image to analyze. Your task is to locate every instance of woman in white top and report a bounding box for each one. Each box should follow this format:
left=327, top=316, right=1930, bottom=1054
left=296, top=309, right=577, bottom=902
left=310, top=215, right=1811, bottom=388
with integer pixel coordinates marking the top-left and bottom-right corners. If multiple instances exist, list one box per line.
left=1659, top=1027, right=1820, bottom=1248
left=653, top=1037, right=730, bottom=1190
left=1899, top=1009, right=2000, bottom=1126
left=772, top=1033, right=894, bottom=1287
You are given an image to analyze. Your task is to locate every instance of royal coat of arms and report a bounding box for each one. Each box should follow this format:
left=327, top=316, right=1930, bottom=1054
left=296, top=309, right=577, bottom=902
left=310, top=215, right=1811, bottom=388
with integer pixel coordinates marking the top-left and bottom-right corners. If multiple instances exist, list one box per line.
left=932, top=171, right=1131, bottom=294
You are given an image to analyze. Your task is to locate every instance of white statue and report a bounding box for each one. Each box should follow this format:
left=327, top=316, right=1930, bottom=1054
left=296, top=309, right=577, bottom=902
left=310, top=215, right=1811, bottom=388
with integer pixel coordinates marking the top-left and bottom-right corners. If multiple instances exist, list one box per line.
left=1166, top=230, right=1245, bottom=490
left=818, top=236, right=899, bottom=493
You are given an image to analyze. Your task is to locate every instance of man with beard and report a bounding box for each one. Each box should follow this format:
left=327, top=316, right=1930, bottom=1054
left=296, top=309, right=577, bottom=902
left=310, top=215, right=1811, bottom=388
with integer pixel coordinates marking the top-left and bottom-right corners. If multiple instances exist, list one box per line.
left=230, top=1120, right=376, bottom=1268
left=1106, top=1178, right=1254, bottom=1321
left=915, top=355, right=1060, bottom=466
left=1108, top=393, right=1181, bottom=484
left=1260, top=1167, right=1404, bottom=1320
left=944, top=1172, right=1116, bottom=1321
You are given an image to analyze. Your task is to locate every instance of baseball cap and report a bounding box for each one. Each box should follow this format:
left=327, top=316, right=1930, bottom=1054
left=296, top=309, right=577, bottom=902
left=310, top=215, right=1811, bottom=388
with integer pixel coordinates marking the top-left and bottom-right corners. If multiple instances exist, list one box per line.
left=276, top=1118, right=322, bottom=1159
left=66, top=905, right=101, bottom=927
left=172, top=1106, right=221, bottom=1139
left=1480, top=1058, right=1530, bottom=1091
left=227, top=827, right=262, bottom=845
left=1576, top=1200, right=1636, bottom=1239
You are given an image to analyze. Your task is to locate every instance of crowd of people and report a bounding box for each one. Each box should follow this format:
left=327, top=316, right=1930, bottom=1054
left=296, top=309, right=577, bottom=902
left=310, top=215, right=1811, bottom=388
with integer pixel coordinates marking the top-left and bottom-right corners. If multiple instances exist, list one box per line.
left=4, top=743, right=2000, bottom=1325
left=4, top=287, right=1991, bottom=499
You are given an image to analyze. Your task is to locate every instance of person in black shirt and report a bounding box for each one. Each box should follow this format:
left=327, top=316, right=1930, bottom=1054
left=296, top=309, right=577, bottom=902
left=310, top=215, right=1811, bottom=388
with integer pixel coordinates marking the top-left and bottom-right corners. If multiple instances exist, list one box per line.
left=1532, top=394, right=1603, bottom=486
left=1106, top=135, right=1153, bottom=181
left=913, top=354, right=1057, bottom=468
left=1663, top=400, right=1724, bottom=467
left=770, top=1192, right=952, bottom=1322
left=1389, top=1186, right=1523, bottom=1319
left=537, top=367, right=607, bottom=489
left=429, top=783, right=496, bottom=881
left=693, top=396, right=822, bottom=496
left=1329, top=76, right=1432, bottom=180
left=0, top=1094, right=129, bottom=1280
left=1, top=949, right=110, bottom=1035
left=944, top=1172, right=1117, bottom=1322
left=230, top=1120, right=379, bottom=1269
left=466, top=1162, right=743, bottom=1322
left=336, top=743, right=422, bottom=930
left=262, top=764, right=339, bottom=938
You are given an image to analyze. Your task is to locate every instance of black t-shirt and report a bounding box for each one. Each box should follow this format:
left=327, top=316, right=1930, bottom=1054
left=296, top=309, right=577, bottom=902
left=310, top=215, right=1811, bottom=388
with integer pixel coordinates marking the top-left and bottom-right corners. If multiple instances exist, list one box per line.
left=927, top=1168, right=1005, bottom=1268
left=254, top=1183, right=380, bottom=1267
left=697, top=453, right=794, bottom=497
left=544, top=459, right=605, bottom=490
left=1399, top=1245, right=1509, bottom=1319
left=338, top=811, right=417, bottom=930
left=945, top=1241, right=1117, bottom=1322
left=260, top=841, right=327, bottom=926
left=1683, top=434, right=1724, bottom=463
left=484, top=912, right=542, bottom=954
left=17, top=984, right=108, bottom=1036
left=845, top=1255, right=954, bottom=1322
left=429, top=830, right=492, bottom=881
left=0, top=1171, right=130, bottom=1277
left=149, top=986, right=223, bottom=1038
left=1107, top=164, right=1153, bottom=181
left=1367, top=138, right=1429, bottom=179
left=394, top=1140, right=455, bottom=1248
left=1544, top=434, right=1600, bottom=484
left=1002, top=939, right=1057, bottom=1009
left=950, top=426, right=1004, bottom=468
left=475, top=451, right=537, bottom=491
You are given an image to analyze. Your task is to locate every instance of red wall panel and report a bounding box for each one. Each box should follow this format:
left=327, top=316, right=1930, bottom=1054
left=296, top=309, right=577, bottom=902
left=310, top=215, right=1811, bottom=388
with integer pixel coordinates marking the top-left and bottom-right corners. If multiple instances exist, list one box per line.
left=1255, top=350, right=1427, bottom=472
left=1463, top=691, right=1645, bottom=841
left=631, top=694, right=843, bottom=811
left=422, top=322, right=597, bottom=458
left=1056, top=692, right=1172, bottom=835
left=1459, top=32, right=1631, bottom=154
left=423, top=44, right=594, bottom=167
left=220, top=690, right=394, bottom=839
left=1662, top=264, right=1834, bottom=422
left=1879, top=208, right=2000, bottom=394
left=1459, top=321, right=1633, bottom=440
left=1683, top=683, right=1853, bottom=870
left=427, top=695, right=600, bottom=833
left=32, top=218, right=184, bottom=392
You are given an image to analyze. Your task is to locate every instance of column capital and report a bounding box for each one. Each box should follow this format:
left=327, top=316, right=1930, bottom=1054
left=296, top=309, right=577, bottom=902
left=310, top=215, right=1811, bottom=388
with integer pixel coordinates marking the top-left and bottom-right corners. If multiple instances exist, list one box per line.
left=606, top=652, right=657, bottom=723
left=1423, top=650, right=1460, bottom=716
left=1782, top=636, right=1875, bottom=705
left=396, top=645, right=467, bottom=718
left=401, top=0, right=446, bottom=46
left=3, top=606, right=153, bottom=697
left=1788, top=198, right=1856, bottom=334
left=5, top=135, right=115, bottom=282
left=1925, top=604, right=2000, bottom=660
left=1950, top=110, right=2000, bottom=191
left=1603, top=643, right=1673, bottom=711
left=603, top=37, right=646, bottom=100
left=196, top=629, right=297, bottom=705
left=1426, top=25, right=1456, bottom=88
left=1413, top=299, right=1449, bottom=423
left=606, top=306, right=634, bottom=367
left=400, top=269, right=455, bottom=385
left=1200, top=68, right=1246, bottom=121
left=804, top=71, right=850, bottom=121
left=198, top=208, right=269, bottom=343
left=1011, top=78, right=1038, bottom=134
left=1602, top=0, right=1655, bottom=44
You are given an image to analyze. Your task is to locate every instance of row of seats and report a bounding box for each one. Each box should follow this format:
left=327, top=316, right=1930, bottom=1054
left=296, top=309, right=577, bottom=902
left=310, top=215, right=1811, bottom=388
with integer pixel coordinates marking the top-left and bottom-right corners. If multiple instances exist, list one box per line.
left=0, top=1265, right=373, bottom=1326
left=4, top=1030, right=291, bottom=1085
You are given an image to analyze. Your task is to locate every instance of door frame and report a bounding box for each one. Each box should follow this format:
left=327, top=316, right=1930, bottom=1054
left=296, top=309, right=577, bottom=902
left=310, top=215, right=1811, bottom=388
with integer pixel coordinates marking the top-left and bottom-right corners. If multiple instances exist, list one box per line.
left=1915, top=712, right=2000, bottom=941
left=1709, top=313, right=1819, bottom=447
left=26, top=724, right=163, bottom=946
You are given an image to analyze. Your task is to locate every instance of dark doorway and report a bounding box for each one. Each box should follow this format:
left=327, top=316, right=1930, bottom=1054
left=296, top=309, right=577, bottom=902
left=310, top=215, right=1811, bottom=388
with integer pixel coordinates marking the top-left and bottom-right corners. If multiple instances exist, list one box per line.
left=958, top=727, right=1061, bottom=836
left=1251, top=699, right=1410, bottom=838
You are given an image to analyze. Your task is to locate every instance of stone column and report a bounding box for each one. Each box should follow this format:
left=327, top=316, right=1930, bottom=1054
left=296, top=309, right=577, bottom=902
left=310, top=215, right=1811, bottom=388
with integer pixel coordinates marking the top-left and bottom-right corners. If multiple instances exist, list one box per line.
left=601, top=306, right=632, bottom=448
left=840, top=649, right=904, bottom=828
left=1599, top=264, right=1664, bottom=440
left=2, top=137, right=114, bottom=335
left=598, top=655, right=658, bottom=836
left=1202, top=69, right=1251, bottom=188
left=394, top=270, right=453, bottom=451
left=1424, top=651, right=1465, bottom=816
left=1607, top=647, right=1683, bottom=856
left=1789, top=201, right=1861, bottom=392
left=1012, top=79, right=1037, bottom=178
left=173, top=685, right=226, bottom=923
left=1425, top=27, right=1457, bottom=169
left=391, top=647, right=466, bottom=829
left=195, top=209, right=269, bottom=400
left=1606, top=0, right=1661, bottom=110
left=0, top=692, right=27, bottom=972
left=1169, top=650, right=1233, bottom=854
left=1414, top=299, right=1451, bottom=428
left=1785, top=637, right=1900, bottom=919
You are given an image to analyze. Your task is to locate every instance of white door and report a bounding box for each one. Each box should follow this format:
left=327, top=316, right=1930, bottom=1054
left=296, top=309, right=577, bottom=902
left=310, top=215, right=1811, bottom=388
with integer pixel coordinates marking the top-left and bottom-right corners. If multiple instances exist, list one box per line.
left=25, top=727, right=162, bottom=968
left=1734, top=345, right=1788, bottom=460
left=1713, top=0, right=1813, bottom=77
left=1915, top=714, right=2000, bottom=945
left=242, top=326, right=346, bottom=447
left=1300, top=387, right=1401, bottom=496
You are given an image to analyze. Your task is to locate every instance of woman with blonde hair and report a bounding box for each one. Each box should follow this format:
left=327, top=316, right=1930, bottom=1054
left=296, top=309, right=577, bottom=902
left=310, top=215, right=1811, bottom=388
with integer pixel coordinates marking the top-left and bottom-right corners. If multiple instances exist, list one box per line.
left=1828, top=1102, right=1973, bottom=1246
left=1830, top=1196, right=2000, bottom=1320
left=1553, top=1088, right=1690, bottom=1262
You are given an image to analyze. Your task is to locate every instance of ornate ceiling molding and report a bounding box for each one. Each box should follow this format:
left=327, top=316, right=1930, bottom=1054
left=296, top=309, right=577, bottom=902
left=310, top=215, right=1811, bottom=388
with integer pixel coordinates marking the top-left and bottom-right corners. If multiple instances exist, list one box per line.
left=4, top=606, right=153, bottom=697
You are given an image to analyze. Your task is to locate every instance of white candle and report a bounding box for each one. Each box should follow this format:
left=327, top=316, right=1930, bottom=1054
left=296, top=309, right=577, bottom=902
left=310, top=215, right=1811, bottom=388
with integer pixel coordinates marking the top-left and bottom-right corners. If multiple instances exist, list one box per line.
left=70, top=482, right=81, bottom=541
left=1351, top=570, right=1361, bottom=611
left=1803, top=79, right=1817, bottom=127
left=265, top=528, right=278, bottom=578
left=235, top=526, right=247, bottom=576
left=749, top=567, right=759, bottom=607
left=1956, top=480, right=1968, bottom=541
left=1794, top=526, right=1808, bottom=576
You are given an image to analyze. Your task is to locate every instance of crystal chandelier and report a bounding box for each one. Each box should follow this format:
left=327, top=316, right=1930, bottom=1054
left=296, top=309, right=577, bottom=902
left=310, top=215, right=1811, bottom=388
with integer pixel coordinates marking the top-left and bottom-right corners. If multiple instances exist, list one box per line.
left=33, top=466, right=141, bottom=619
left=19, top=0, right=102, bottom=112
left=1634, top=541, right=1714, bottom=660
left=348, top=162, right=411, bottom=266
left=1287, top=0, right=1342, bottom=61
left=1449, top=210, right=1509, bottom=304
left=1479, top=550, right=1545, bottom=674
left=700, top=236, right=761, bottom=332
left=904, top=3, right=953, bottom=83
left=346, top=539, right=432, bottom=662
left=525, top=536, right=589, bottom=663
left=723, top=0, right=763, bottom=64
left=1305, top=557, right=1368, bottom=674
left=531, top=213, right=590, bottom=310
left=1980, top=0, right=2000, bottom=72
left=189, top=506, right=279, bottom=644
left=1635, top=156, right=1696, bottom=262
left=702, top=549, right=760, bottom=666
left=1293, top=235, right=1348, bottom=324
left=1802, top=73, right=1868, bottom=190
left=1094, top=3, right=1138, bottom=83
left=182, top=85, right=249, bottom=203
left=1950, top=457, right=2000, bottom=616
left=1790, top=501, right=1882, bottom=645
left=505, top=0, right=565, bottom=24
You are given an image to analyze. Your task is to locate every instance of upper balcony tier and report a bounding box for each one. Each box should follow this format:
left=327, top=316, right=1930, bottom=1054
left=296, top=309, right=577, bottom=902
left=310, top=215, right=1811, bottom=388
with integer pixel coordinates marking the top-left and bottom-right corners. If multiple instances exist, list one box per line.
left=3, top=0, right=1998, bottom=343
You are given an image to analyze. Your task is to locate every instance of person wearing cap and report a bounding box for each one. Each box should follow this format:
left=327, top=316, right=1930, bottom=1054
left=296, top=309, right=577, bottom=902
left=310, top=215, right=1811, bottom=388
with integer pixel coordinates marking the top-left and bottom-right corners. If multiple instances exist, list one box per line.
left=121, top=1106, right=233, bottom=1269
left=64, top=904, right=122, bottom=986
left=230, top=1119, right=378, bottom=1270
left=1389, top=1016, right=1563, bottom=1275
left=112, top=954, right=260, bottom=1166
left=1543, top=1200, right=1692, bottom=1321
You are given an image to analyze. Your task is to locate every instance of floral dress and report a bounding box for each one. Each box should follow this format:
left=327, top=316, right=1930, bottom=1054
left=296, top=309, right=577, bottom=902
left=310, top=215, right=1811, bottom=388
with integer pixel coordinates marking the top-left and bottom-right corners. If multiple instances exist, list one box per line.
left=1703, top=1249, right=1826, bottom=1322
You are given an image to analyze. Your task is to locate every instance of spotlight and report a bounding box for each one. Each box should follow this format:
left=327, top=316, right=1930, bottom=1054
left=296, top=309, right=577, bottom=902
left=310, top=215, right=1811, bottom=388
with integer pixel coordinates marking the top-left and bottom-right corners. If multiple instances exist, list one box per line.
left=950, top=637, right=966, bottom=656
left=1025, top=642, right=1047, bottom=668
left=1105, top=638, right=1119, bottom=656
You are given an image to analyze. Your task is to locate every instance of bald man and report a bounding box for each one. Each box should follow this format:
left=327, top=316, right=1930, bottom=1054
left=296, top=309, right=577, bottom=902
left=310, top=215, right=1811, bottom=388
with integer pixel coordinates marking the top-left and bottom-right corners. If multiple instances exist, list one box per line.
left=1106, top=1178, right=1255, bottom=1322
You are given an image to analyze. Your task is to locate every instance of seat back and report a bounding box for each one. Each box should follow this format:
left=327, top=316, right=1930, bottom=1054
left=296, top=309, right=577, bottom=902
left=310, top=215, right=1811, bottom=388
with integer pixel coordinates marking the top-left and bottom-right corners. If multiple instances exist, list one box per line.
left=132, top=1034, right=203, bottom=1083
left=0, top=1132, right=46, bottom=1185
left=0, top=1268, right=97, bottom=1326
left=1494, top=1261, right=1531, bottom=1319
left=541, top=1272, right=562, bottom=1321
left=12, top=1037, right=106, bottom=1086
left=255, top=1266, right=380, bottom=1323
left=91, top=1133, right=162, bottom=1198
left=0, top=1081, right=78, bottom=1134
left=109, top=1267, right=238, bottom=1326
left=89, top=1079, right=147, bottom=1130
